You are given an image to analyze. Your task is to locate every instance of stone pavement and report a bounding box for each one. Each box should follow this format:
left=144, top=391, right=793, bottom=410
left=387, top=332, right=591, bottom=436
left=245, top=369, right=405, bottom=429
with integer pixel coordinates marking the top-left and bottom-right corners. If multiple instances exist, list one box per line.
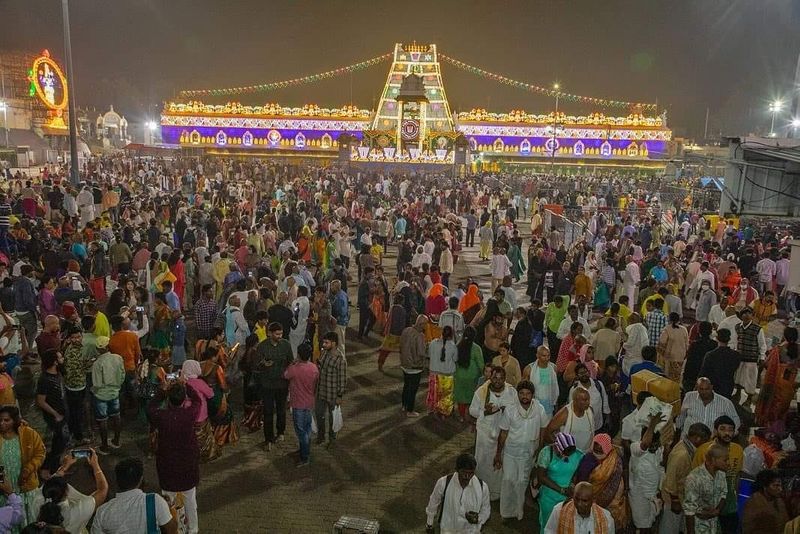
left=18, top=227, right=540, bottom=533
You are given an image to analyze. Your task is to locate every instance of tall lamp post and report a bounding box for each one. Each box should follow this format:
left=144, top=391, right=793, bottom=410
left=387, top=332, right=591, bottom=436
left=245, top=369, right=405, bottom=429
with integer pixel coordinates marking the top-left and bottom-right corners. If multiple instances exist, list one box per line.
left=550, top=82, right=560, bottom=175
left=62, top=0, right=80, bottom=185
left=769, top=100, right=784, bottom=137
left=0, top=102, right=8, bottom=147
left=145, top=121, right=157, bottom=145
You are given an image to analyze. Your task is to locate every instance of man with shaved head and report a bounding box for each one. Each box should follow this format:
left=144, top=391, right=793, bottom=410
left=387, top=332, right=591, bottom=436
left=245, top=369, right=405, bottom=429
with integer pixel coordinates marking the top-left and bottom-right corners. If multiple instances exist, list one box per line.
left=544, top=481, right=615, bottom=533
left=36, top=314, right=62, bottom=358
left=677, top=377, right=740, bottom=439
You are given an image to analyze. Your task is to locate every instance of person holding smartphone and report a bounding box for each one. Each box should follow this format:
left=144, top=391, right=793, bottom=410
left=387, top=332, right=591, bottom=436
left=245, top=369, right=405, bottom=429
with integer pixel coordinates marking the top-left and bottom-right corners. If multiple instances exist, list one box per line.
left=31, top=449, right=108, bottom=533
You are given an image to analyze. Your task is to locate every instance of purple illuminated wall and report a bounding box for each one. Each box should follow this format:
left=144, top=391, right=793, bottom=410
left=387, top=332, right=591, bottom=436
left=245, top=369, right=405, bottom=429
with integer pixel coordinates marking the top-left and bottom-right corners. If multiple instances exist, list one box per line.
left=465, top=136, right=668, bottom=160
left=160, top=125, right=362, bottom=147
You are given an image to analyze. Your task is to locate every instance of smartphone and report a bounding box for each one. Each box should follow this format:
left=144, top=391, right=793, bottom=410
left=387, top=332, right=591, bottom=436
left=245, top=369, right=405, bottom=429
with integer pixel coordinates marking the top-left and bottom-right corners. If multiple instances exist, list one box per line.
left=135, top=306, right=145, bottom=312
left=0, top=465, right=4, bottom=483
left=166, top=372, right=179, bottom=381
left=71, top=449, right=92, bottom=459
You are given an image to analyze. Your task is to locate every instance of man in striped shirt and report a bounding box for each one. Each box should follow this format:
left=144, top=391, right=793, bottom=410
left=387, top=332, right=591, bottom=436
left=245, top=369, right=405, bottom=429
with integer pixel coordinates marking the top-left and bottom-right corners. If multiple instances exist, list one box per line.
left=0, top=194, right=10, bottom=254
left=677, top=377, right=740, bottom=439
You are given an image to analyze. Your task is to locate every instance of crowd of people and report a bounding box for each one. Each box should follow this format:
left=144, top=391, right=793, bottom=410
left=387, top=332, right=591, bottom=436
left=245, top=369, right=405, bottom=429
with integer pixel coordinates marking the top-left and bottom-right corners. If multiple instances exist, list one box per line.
left=0, top=155, right=795, bottom=533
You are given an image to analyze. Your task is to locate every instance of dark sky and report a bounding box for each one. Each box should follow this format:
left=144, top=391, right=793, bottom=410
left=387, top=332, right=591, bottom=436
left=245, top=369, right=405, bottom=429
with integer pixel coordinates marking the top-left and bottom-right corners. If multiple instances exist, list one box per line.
left=3, top=0, right=800, bottom=138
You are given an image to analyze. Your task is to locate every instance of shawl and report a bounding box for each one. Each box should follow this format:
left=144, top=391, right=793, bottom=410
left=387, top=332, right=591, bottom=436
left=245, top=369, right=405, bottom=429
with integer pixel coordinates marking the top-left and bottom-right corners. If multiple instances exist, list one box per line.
left=586, top=448, right=627, bottom=528
left=557, top=500, right=610, bottom=534
left=458, top=284, right=480, bottom=313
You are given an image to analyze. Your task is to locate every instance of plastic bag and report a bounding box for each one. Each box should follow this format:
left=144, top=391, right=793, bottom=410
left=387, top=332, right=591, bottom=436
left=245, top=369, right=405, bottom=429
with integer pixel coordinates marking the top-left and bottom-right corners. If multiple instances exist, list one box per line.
left=332, top=406, right=343, bottom=433
left=311, top=414, right=318, bottom=435
left=635, top=396, right=673, bottom=433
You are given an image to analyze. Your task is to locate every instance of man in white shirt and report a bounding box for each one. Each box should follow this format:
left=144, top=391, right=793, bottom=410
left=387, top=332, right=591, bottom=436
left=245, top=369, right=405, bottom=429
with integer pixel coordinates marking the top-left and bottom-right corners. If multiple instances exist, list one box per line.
left=708, top=298, right=729, bottom=328
left=359, top=227, right=373, bottom=248
left=556, top=305, right=591, bottom=340
left=755, top=252, right=777, bottom=296
left=623, top=256, right=640, bottom=304
left=469, top=367, right=518, bottom=501
left=425, top=453, right=490, bottom=534
left=438, top=297, right=465, bottom=343
left=495, top=381, right=548, bottom=521
left=490, top=247, right=512, bottom=292
left=91, top=457, right=176, bottom=534
left=545, top=481, right=615, bottom=533
left=776, top=252, right=791, bottom=298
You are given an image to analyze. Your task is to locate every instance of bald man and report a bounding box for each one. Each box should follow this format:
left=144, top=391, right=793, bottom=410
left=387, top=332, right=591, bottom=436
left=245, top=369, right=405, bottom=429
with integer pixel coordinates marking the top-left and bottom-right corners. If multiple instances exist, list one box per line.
left=544, top=481, right=615, bottom=533
left=36, top=314, right=62, bottom=358
left=677, top=378, right=740, bottom=439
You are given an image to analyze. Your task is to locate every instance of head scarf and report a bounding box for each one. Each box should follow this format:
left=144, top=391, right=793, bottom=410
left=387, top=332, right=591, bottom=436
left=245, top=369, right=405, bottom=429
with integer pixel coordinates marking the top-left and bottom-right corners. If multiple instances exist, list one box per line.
left=428, top=283, right=446, bottom=299
left=592, top=433, right=613, bottom=459
left=182, top=359, right=202, bottom=380
left=458, top=284, right=481, bottom=313
left=554, top=432, right=577, bottom=455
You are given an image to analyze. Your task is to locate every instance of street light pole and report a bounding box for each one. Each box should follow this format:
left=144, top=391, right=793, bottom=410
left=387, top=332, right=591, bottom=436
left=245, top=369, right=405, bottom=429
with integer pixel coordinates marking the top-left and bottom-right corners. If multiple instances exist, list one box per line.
left=62, top=0, right=80, bottom=185
left=550, top=83, right=560, bottom=176
left=769, top=100, right=783, bottom=137
left=0, top=103, right=8, bottom=147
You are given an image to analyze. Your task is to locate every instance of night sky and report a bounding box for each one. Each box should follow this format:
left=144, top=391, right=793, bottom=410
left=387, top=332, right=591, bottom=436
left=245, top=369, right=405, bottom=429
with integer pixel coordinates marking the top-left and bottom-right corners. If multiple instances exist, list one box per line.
left=2, top=0, right=799, bottom=138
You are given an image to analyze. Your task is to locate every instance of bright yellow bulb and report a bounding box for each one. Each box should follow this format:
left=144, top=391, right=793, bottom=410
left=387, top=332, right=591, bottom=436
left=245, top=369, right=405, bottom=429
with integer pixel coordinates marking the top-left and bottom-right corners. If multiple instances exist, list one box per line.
left=553, top=83, right=560, bottom=90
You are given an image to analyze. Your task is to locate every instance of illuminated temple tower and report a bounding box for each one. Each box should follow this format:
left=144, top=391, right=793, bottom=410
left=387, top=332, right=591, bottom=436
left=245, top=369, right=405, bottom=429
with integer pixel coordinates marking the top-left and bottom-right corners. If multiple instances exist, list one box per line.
left=369, top=43, right=456, bottom=158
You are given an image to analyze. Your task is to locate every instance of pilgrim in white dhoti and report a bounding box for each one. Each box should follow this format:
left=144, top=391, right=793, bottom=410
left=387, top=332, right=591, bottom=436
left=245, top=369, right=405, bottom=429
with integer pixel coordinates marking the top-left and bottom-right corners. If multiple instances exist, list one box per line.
left=629, top=413, right=666, bottom=530
left=469, top=366, right=518, bottom=500
left=495, top=381, right=548, bottom=520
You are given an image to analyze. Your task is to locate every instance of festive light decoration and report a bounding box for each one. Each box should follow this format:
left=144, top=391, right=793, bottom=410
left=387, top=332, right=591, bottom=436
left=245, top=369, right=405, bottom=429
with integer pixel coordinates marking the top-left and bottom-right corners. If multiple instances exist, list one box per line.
left=27, top=50, right=69, bottom=130
left=438, top=54, right=658, bottom=111
left=178, top=53, right=392, bottom=98
left=164, top=101, right=371, bottom=119
left=456, top=109, right=665, bottom=128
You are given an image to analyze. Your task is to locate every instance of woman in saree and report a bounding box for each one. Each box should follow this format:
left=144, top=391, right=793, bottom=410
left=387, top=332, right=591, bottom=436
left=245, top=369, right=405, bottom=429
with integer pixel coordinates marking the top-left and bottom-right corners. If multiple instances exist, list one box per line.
left=238, top=334, right=263, bottom=433
left=426, top=326, right=458, bottom=418
left=168, top=249, right=185, bottom=310
left=151, top=294, right=173, bottom=364
left=298, top=225, right=313, bottom=263
left=536, top=432, right=584, bottom=532
left=425, top=283, right=448, bottom=318
left=478, top=220, right=493, bottom=260
left=0, top=405, right=45, bottom=532
left=506, top=238, right=526, bottom=282
left=312, top=228, right=328, bottom=267
left=452, top=326, right=484, bottom=423
left=181, top=360, right=221, bottom=462
left=377, top=295, right=407, bottom=372
left=756, top=326, right=800, bottom=426
left=199, top=344, right=239, bottom=448
left=458, top=283, right=482, bottom=325
left=573, top=433, right=628, bottom=529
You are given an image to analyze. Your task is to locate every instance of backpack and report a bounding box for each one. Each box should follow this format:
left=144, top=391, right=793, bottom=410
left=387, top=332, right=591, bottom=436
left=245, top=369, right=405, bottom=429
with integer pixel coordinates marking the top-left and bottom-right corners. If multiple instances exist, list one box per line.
left=529, top=329, right=544, bottom=349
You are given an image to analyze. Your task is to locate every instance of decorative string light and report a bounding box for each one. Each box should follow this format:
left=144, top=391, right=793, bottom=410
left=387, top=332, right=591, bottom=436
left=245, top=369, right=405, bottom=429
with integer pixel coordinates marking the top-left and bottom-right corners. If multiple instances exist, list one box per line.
left=178, top=53, right=392, bottom=98
left=438, top=53, right=658, bottom=111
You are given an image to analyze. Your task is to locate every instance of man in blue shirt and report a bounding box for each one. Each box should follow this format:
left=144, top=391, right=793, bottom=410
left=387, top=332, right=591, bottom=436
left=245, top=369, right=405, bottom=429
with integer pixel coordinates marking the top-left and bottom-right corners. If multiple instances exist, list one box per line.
left=162, top=280, right=181, bottom=311
left=330, top=279, right=349, bottom=351
left=394, top=214, right=407, bottom=241
left=629, top=345, right=664, bottom=377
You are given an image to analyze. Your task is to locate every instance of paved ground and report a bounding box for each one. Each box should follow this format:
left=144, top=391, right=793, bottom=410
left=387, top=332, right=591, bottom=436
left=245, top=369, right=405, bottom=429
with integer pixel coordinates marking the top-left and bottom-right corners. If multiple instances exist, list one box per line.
left=18, top=229, right=541, bottom=533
